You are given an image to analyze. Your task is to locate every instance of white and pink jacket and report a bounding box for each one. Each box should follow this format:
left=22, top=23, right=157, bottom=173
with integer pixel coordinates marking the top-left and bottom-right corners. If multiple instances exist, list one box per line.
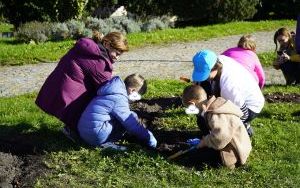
left=222, top=47, right=265, bottom=88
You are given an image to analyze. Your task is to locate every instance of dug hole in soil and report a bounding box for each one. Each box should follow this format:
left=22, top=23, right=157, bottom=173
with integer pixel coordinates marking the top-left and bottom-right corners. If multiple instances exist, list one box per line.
left=1, top=93, right=299, bottom=187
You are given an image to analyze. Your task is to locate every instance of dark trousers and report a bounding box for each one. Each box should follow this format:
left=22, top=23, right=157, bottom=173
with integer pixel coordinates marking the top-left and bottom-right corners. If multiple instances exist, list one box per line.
left=280, top=61, right=300, bottom=85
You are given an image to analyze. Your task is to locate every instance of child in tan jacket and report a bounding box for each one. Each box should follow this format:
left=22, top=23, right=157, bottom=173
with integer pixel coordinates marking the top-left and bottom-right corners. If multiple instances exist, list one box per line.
left=182, top=84, right=252, bottom=169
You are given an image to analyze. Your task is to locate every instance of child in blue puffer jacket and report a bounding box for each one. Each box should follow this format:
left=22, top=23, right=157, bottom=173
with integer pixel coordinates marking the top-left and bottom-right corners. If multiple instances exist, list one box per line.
left=78, top=73, right=157, bottom=150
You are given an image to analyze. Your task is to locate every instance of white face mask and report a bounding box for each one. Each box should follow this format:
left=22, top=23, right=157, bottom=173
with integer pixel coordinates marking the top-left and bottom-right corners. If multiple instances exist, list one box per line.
left=185, top=104, right=199, bottom=115
left=128, top=91, right=141, bottom=101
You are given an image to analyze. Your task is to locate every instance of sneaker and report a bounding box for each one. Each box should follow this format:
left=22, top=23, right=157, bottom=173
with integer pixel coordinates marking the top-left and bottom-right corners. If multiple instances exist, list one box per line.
left=244, top=122, right=254, bottom=137
left=62, top=126, right=77, bottom=143
left=100, top=142, right=127, bottom=151
left=247, top=127, right=254, bottom=137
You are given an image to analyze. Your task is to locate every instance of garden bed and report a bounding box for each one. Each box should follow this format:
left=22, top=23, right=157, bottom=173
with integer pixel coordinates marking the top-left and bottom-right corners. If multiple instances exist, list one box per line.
left=0, top=92, right=299, bottom=187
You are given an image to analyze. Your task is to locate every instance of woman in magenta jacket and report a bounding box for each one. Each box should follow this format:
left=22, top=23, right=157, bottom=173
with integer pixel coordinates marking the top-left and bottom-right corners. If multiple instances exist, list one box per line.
left=222, top=35, right=265, bottom=89
left=35, top=31, right=129, bottom=132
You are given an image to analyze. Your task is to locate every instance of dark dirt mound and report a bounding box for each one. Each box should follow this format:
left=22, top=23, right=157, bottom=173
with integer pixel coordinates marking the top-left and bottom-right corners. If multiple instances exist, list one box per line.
left=130, top=97, right=203, bottom=160
left=0, top=152, right=47, bottom=188
left=0, top=134, right=49, bottom=188
left=0, top=152, right=21, bottom=188
left=264, top=93, right=300, bottom=103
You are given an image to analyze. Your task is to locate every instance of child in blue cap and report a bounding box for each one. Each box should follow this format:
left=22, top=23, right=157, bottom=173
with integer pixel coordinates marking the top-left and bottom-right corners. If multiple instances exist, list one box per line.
left=191, top=49, right=265, bottom=137
left=78, top=73, right=157, bottom=150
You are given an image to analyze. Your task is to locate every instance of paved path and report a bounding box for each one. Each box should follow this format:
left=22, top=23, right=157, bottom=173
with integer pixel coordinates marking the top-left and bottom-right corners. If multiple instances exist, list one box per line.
left=0, top=31, right=287, bottom=97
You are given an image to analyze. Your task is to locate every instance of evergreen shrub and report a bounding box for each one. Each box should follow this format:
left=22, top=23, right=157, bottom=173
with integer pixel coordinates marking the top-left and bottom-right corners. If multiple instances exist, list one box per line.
left=14, top=15, right=172, bottom=43
left=141, top=18, right=167, bottom=32
left=66, top=19, right=85, bottom=39
left=15, top=21, right=52, bottom=43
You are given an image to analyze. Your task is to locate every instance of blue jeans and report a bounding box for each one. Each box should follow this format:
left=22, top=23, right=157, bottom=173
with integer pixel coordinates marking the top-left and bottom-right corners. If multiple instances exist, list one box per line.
left=78, top=118, right=126, bottom=147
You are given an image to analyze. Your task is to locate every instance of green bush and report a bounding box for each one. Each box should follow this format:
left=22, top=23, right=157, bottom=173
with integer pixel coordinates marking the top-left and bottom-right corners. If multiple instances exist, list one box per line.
left=171, top=0, right=259, bottom=24
left=86, top=0, right=119, bottom=17
left=119, top=0, right=171, bottom=19
left=104, top=17, right=127, bottom=33
left=85, top=17, right=109, bottom=33
left=254, top=0, right=300, bottom=20
left=15, top=21, right=52, bottom=43
left=121, top=0, right=260, bottom=25
left=122, top=19, right=141, bottom=33
left=13, top=15, right=173, bottom=43
left=66, top=20, right=85, bottom=39
left=141, top=18, right=167, bottom=32
left=0, top=0, right=58, bottom=28
left=51, top=23, right=69, bottom=41
left=0, top=0, right=89, bottom=28
left=216, top=0, right=259, bottom=22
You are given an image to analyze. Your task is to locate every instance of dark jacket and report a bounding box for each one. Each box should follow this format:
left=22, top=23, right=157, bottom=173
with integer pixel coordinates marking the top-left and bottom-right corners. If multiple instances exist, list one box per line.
left=36, top=38, right=114, bottom=130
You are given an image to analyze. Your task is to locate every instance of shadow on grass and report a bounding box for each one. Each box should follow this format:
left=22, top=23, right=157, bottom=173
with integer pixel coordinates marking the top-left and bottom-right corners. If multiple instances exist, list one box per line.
left=0, top=122, right=86, bottom=155
left=0, top=121, right=89, bottom=187
left=0, top=38, right=24, bottom=45
left=291, top=110, right=300, bottom=117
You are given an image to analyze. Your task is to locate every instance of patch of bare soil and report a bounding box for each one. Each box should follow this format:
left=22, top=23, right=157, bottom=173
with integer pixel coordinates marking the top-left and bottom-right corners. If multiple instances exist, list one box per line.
left=0, top=133, right=49, bottom=188
left=0, top=153, right=47, bottom=188
left=264, top=93, right=300, bottom=103
left=130, top=97, right=209, bottom=167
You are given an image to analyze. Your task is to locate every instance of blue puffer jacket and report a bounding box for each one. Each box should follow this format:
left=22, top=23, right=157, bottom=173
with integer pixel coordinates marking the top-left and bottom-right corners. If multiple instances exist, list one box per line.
left=78, top=76, right=157, bottom=148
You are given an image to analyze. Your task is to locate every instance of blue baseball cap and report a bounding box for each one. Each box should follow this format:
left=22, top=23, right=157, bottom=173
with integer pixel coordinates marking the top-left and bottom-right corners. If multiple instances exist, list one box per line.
left=192, top=50, right=217, bottom=82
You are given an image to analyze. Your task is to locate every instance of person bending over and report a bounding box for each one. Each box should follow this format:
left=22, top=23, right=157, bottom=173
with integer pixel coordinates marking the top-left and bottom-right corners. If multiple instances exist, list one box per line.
left=191, top=50, right=265, bottom=137
left=78, top=73, right=157, bottom=150
left=181, top=84, right=252, bottom=169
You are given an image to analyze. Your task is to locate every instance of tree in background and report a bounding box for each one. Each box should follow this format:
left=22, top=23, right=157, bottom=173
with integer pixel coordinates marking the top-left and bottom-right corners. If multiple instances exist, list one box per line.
left=254, top=0, right=300, bottom=20
left=1, top=0, right=298, bottom=29
left=0, top=0, right=54, bottom=28
left=0, top=0, right=89, bottom=28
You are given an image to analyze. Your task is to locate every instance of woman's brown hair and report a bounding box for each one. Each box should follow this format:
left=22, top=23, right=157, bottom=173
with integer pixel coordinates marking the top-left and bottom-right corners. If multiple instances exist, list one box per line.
left=93, top=30, right=129, bottom=52
left=273, top=27, right=293, bottom=52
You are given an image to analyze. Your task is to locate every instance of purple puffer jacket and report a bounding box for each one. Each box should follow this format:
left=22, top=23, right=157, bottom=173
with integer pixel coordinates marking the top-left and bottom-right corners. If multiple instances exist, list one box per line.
left=35, top=38, right=114, bottom=130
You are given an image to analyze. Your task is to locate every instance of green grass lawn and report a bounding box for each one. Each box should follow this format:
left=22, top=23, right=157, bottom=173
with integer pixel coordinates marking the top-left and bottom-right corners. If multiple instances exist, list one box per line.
left=0, top=80, right=299, bottom=187
left=0, top=20, right=295, bottom=66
